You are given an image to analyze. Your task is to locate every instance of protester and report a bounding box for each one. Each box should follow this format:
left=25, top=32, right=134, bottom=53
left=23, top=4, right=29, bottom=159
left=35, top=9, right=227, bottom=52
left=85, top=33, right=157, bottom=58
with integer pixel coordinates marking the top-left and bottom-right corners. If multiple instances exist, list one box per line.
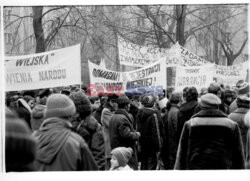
left=175, top=93, right=245, bottom=169
left=109, top=147, right=133, bottom=171
left=33, top=93, right=98, bottom=171
left=109, top=95, right=140, bottom=170
left=137, top=95, right=165, bottom=170
left=177, top=87, right=198, bottom=141
left=165, top=92, right=182, bottom=169
left=224, top=89, right=235, bottom=107
left=93, top=94, right=108, bottom=124
left=5, top=107, right=37, bottom=172
left=230, top=82, right=249, bottom=113
left=69, top=91, right=106, bottom=170
left=101, top=93, right=119, bottom=169
left=244, top=111, right=250, bottom=169
left=229, top=94, right=250, bottom=157
left=89, top=96, right=101, bottom=112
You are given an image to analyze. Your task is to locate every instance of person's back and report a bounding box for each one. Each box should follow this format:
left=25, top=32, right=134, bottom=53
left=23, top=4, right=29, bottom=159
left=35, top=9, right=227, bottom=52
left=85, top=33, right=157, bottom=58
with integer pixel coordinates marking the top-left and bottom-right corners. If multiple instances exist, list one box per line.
left=229, top=95, right=250, bottom=156
left=175, top=94, right=245, bottom=170
left=33, top=93, right=98, bottom=171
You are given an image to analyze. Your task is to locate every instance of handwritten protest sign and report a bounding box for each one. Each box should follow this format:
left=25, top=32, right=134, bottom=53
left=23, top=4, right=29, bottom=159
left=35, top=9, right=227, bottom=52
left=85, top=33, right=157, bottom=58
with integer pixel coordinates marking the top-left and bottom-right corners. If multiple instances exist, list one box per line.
left=175, top=64, right=214, bottom=92
left=118, top=36, right=168, bottom=67
left=215, top=61, right=249, bottom=86
left=88, top=58, right=166, bottom=95
left=5, top=44, right=81, bottom=91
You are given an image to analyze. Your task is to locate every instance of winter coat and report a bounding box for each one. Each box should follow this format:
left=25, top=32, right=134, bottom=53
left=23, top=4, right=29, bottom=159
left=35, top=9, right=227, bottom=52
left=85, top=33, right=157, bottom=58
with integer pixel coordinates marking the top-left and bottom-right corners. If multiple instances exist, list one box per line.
left=229, top=108, right=249, bottom=157
left=101, top=104, right=114, bottom=159
left=33, top=117, right=98, bottom=171
left=177, top=100, right=198, bottom=141
left=75, top=116, right=106, bottom=170
left=244, top=112, right=250, bottom=169
left=93, top=106, right=103, bottom=125
left=109, top=109, right=139, bottom=170
left=110, top=165, right=133, bottom=171
left=137, top=107, right=165, bottom=155
left=30, top=104, right=46, bottom=131
left=166, top=104, right=180, bottom=169
left=174, top=109, right=245, bottom=170
left=229, top=99, right=238, bottom=114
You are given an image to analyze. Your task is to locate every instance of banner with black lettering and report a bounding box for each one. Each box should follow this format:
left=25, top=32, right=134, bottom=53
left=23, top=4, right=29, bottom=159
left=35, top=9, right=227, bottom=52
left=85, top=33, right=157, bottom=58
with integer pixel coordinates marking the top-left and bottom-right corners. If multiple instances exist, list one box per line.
left=124, top=59, right=166, bottom=91
left=175, top=65, right=214, bottom=92
left=5, top=44, right=81, bottom=91
left=215, top=61, right=249, bottom=86
left=88, top=58, right=166, bottom=95
left=118, top=36, right=168, bottom=67
left=88, top=60, right=124, bottom=95
left=162, top=43, right=213, bottom=67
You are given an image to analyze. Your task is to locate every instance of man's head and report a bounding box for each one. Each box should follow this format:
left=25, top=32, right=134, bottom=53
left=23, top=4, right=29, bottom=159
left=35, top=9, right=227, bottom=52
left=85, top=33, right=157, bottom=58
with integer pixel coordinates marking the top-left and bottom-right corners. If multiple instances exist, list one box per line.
left=89, top=96, right=101, bottom=111
left=237, top=82, right=249, bottom=96
left=208, top=82, right=222, bottom=98
left=200, top=93, right=221, bottom=110
left=186, top=87, right=198, bottom=102
left=141, top=95, right=155, bottom=108
left=69, top=91, right=92, bottom=120
left=107, top=93, right=119, bottom=110
left=116, top=95, right=130, bottom=111
left=170, top=92, right=182, bottom=105
left=44, top=93, right=76, bottom=119
left=236, top=94, right=250, bottom=109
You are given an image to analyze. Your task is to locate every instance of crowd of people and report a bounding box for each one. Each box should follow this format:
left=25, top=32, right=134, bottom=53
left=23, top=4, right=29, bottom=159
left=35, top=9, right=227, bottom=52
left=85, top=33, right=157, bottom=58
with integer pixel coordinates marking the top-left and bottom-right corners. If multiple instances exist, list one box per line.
left=5, top=80, right=250, bottom=171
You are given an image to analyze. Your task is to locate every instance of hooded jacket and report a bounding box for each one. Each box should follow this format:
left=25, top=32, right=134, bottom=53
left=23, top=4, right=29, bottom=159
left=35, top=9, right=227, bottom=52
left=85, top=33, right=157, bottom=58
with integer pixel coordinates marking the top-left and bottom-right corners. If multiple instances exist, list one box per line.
left=109, top=109, right=139, bottom=170
left=75, top=116, right=106, bottom=170
left=174, top=109, right=245, bottom=170
left=137, top=107, right=164, bottom=155
left=33, top=117, right=98, bottom=171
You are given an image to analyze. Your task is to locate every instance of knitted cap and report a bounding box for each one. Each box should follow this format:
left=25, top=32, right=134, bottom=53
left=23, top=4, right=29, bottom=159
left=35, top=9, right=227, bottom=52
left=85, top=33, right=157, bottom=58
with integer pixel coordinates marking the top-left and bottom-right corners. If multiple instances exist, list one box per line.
left=69, top=91, right=92, bottom=119
left=5, top=115, right=36, bottom=171
left=200, top=93, right=221, bottom=109
left=141, top=96, right=155, bottom=108
left=45, top=94, right=76, bottom=118
left=111, top=147, right=133, bottom=167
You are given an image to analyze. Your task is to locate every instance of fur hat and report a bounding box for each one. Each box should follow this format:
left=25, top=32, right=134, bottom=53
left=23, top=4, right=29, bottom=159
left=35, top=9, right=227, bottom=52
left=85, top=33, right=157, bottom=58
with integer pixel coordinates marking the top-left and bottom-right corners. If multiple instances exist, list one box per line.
left=238, top=82, right=249, bottom=95
left=236, top=94, right=250, bottom=109
left=5, top=111, right=37, bottom=171
left=208, top=82, right=221, bottom=95
left=111, top=147, right=133, bottom=167
left=141, top=95, right=155, bottom=108
left=69, top=91, right=92, bottom=119
left=200, top=93, right=221, bottom=109
left=45, top=94, right=76, bottom=118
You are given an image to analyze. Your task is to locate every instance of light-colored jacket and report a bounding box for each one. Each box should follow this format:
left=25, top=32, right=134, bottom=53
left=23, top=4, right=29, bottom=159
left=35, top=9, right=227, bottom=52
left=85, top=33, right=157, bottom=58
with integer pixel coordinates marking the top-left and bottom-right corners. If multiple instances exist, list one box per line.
left=101, top=107, right=114, bottom=159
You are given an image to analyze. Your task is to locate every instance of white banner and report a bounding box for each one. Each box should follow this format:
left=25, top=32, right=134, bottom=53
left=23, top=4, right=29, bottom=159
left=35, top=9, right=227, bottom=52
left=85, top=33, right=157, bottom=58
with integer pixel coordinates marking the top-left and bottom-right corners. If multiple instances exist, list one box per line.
left=162, top=43, right=213, bottom=67
left=175, top=64, right=214, bottom=92
left=88, top=58, right=166, bottom=95
left=118, top=36, right=168, bottom=67
left=5, top=44, right=81, bottom=91
left=215, top=61, right=249, bottom=87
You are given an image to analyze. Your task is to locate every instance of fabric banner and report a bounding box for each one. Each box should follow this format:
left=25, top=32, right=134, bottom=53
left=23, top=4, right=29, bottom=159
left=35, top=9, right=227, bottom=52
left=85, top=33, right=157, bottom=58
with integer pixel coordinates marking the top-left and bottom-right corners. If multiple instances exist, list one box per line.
left=175, top=64, right=214, bottom=92
left=88, top=60, right=124, bottom=95
left=215, top=61, right=249, bottom=87
left=88, top=58, right=166, bottom=95
left=5, top=44, right=81, bottom=91
left=118, top=36, right=168, bottom=67
left=163, top=43, right=213, bottom=67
